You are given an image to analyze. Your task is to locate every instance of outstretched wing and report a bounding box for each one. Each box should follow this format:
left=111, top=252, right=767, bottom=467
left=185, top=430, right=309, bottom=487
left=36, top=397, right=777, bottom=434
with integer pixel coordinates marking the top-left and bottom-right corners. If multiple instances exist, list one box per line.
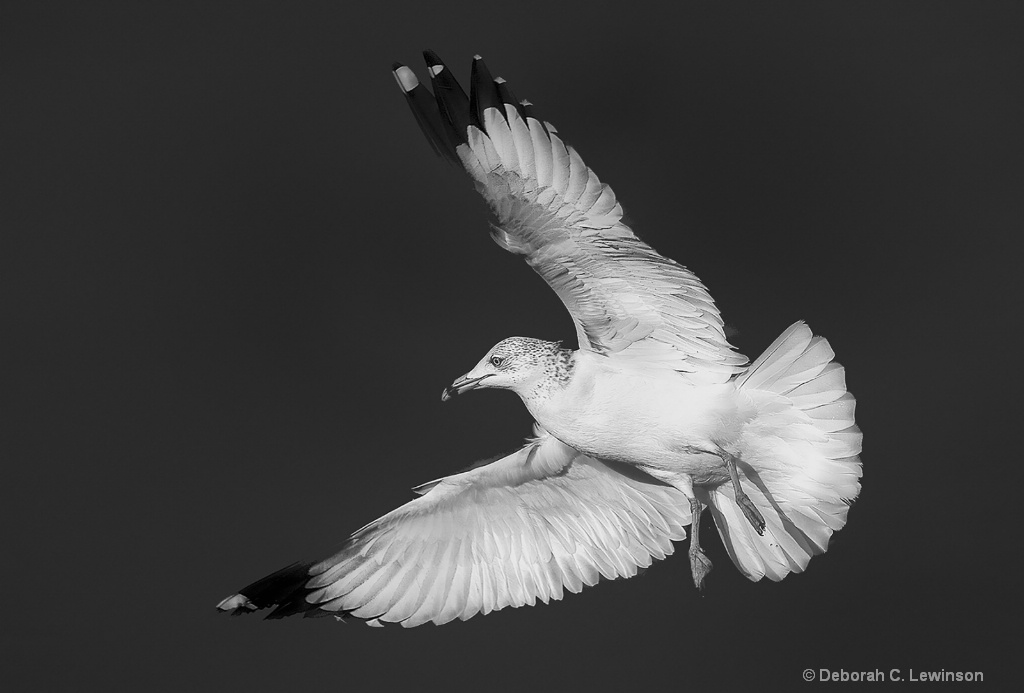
left=217, top=428, right=691, bottom=627
left=393, top=52, right=747, bottom=383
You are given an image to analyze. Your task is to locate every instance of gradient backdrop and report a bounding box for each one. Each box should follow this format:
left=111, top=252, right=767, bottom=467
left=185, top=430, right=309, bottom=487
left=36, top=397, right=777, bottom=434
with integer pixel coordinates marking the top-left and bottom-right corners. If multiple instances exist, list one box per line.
left=4, top=1, right=1019, bottom=690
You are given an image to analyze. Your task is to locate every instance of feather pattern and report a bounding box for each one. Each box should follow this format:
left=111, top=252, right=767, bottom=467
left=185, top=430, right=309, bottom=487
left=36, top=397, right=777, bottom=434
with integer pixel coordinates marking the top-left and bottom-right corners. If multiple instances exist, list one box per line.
left=709, top=321, right=863, bottom=581
left=395, top=54, right=747, bottom=383
left=219, top=53, right=863, bottom=629
left=218, top=428, right=690, bottom=626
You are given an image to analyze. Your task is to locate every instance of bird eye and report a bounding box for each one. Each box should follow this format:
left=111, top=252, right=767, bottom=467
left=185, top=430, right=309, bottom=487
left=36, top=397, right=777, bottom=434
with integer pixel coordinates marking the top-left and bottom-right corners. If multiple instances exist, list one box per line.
left=490, top=355, right=504, bottom=367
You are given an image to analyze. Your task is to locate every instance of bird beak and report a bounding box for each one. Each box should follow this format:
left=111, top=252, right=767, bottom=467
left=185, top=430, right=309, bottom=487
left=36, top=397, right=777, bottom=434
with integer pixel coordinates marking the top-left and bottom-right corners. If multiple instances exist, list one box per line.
left=441, top=373, right=493, bottom=401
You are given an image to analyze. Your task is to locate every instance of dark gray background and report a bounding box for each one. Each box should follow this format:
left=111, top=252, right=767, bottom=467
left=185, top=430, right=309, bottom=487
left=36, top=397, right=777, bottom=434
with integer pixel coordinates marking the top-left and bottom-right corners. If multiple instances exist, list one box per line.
left=4, top=1, right=1019, bottom=690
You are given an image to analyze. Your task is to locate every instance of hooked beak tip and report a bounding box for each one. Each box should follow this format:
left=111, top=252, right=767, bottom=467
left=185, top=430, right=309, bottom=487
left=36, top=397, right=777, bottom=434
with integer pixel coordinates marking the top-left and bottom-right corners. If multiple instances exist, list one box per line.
left=441, top=373, right=492, bottom=402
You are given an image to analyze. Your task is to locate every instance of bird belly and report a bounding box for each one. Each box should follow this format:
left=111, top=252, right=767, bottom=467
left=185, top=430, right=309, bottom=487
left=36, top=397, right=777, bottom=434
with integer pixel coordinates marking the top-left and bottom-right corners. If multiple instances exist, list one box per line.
left=536, top=370, right=748, bottom=485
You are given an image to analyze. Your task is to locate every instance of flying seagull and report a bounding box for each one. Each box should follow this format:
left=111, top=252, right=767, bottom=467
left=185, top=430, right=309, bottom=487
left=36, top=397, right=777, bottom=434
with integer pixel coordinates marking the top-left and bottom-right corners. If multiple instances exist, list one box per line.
left=217, top=51, right=862, bottom=628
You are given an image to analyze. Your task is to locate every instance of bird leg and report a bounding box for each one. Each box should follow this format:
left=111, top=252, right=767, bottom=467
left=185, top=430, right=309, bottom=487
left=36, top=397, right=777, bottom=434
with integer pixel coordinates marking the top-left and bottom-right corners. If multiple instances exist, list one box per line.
left=722, top=451, right=765, bottom=535
left=688, top=497, right=713, bottom=591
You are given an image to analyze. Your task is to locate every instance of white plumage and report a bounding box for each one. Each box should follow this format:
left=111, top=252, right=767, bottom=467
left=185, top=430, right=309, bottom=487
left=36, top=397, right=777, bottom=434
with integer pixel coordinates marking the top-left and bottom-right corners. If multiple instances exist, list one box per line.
left=303, top=429, right=691, bottom=627
left=218, top=52, right=862, bottom=628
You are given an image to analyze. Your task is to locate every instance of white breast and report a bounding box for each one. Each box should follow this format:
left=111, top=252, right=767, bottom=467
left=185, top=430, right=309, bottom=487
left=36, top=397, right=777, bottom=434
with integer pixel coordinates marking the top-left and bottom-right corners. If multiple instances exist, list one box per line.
left=524, top=352, right=746, bottom=468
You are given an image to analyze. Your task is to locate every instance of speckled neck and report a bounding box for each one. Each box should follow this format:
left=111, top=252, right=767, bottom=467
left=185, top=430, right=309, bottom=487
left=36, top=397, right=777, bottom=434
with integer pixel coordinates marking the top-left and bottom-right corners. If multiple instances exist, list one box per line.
left=553, top=346, right=576, bottom=385
left=527, top=344, right=576, bottom=401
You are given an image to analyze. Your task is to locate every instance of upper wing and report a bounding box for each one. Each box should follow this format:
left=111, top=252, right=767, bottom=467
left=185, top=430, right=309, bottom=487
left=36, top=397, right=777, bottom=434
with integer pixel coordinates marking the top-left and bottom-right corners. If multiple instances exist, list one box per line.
left=392, top=52, right=747, bottom=383
left=217, top=428, right=690, bottom=627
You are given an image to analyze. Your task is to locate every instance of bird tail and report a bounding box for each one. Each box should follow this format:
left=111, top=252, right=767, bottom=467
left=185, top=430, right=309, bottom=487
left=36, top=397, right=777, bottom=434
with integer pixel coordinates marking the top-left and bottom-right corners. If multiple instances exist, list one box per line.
left=703, top=321, right=863, bottom=581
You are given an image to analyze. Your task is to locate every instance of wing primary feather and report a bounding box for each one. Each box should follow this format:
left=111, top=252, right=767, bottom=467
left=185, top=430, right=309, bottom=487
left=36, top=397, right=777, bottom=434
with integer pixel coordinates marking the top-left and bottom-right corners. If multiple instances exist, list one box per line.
left=495, top=77, right=526, bottom=119
left=220, top=435, right=695, bottom=625
left=469, top=55, right=503, bottom=131
left=216, top=561, right=316, bottom=618
left=423, top=49, right=471, bottom=148
left=521, top=101, right=555, bottom=137
left=391, top=63, right=461, bottom=166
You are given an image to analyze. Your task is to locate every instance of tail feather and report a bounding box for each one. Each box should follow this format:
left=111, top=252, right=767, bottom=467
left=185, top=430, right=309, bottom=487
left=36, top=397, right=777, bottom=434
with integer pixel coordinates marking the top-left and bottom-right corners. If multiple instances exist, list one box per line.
left=713, top=321, right=862, bottom=582
left=703, top=487, right=793, bottom=581
left=786, top=363, right=847, bottom=406
left=734, top=322, right=813, bottom=390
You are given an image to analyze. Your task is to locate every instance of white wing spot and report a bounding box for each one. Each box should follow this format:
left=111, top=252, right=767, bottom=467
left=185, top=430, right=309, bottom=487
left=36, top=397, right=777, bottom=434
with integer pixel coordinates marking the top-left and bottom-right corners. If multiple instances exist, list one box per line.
left=393, top=66, right=419, bottom=93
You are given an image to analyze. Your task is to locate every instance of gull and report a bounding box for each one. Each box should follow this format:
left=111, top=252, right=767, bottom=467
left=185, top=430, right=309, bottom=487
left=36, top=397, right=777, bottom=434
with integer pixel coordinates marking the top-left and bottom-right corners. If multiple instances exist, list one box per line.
left=217, top=51, right=862, bottom=628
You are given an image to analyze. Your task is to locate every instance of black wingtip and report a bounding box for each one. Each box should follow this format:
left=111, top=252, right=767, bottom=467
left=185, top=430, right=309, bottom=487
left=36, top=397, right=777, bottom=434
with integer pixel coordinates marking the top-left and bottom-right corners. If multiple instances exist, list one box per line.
left=423, top=50, right=471, bottom=149
left=217, top=561, right=319, bottom=618
left=422, top=49, right=444, bottom=69
left=520, top=99, right=538, bottom=121
left=469, top=55, right=503, bottom=129
left=391, top=59, right=462, bottom=165
left=219, top=544, right=395, bottom=624
left=495, top=77, right=526, bottom=118
left=396, top=52, right=538, bottom=165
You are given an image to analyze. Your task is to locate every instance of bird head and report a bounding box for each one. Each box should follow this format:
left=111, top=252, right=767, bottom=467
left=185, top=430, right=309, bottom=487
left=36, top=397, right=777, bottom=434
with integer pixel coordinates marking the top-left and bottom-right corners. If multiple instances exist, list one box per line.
left=442, top=337, right=563, bottom=401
